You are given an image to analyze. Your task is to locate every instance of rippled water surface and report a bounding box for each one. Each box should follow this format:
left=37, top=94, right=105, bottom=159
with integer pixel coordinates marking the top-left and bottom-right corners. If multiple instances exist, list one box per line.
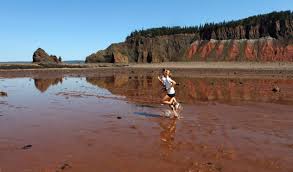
left=0, top=75, right=293, bottom=172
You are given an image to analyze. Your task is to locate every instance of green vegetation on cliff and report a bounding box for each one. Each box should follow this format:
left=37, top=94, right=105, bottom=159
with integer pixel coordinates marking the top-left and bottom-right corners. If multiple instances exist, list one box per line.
left=127, top=11, right=293, bottom=40
left=86, top=10, right=293, bottom=64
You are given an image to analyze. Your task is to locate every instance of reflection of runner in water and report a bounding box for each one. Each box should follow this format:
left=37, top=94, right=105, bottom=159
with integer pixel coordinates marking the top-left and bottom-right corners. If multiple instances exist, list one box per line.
left=158, top=69, right=180, bottom=118
left=160, top=119, right=177, bottom=156
left=160, top=119, right=177, bottom=143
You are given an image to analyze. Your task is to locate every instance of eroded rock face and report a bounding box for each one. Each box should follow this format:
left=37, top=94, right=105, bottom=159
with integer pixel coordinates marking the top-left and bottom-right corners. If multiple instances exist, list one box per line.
left=113, top=52, right=128, bottom=63
left=215, top=41, right=225, bottom=60
left=86, top=12, right=293, bottom=63
left=228, top=40, right=240, bottom=61
left=186, top=37, right=293, bottom=62
left=32, top=48, right=61, bottom=63
left=187, top=41, right=199, bottom=59
left=86, top=35, right=293, bottom=63
left=244, top=40, right=257, bottom=61
left=201, top=18, right=293, bottom=40
left=199, top=40, right=216, bottom=60
left=85, top=34, right=196, bottom=63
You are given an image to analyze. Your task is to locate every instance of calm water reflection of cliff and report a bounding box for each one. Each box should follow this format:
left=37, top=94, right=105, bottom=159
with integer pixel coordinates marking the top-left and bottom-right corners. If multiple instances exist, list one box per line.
left=85, top=74, right=293, bottom=105
left=31, top=75, right=293, bottom=105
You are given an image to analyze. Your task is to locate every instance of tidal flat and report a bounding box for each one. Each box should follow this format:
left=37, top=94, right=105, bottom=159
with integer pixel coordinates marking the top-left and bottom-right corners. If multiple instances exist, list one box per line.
left=0, top=71, right=293, bottom=172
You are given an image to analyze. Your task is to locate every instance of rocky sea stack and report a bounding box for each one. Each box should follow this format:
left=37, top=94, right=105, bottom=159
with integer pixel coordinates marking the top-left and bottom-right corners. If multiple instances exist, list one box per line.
left=85, top=11, right=293, bottom=63
left=0, top=91, right=8, bottom=97
left=33, top=48, right=62, bottom=64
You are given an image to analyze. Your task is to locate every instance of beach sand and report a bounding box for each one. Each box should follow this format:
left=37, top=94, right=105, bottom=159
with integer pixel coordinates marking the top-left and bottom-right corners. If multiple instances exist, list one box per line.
left=1, top=62, right=293, bottom=79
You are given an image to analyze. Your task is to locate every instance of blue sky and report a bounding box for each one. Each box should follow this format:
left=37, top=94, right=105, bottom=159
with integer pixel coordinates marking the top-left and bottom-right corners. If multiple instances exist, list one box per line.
left=0, top=0, right=292, bottom=62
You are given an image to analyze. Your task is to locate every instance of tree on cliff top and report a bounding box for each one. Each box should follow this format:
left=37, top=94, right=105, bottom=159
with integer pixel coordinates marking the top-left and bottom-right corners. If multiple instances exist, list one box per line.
left=126, top=10, right=293, bottom=40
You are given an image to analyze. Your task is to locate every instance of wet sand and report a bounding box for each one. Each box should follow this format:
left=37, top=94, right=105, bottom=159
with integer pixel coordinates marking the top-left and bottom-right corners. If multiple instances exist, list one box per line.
left=1, top=62, right=293, bottom=78
left=0, top=71, right=293, bottom=172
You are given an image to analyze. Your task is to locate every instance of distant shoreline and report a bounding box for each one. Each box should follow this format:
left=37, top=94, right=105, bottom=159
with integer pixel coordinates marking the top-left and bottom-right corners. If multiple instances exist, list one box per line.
left=0, top=61, right=293, bottom=70
left=0, top=62, right=293, bottom=79
left=0, top=60, right=85, bottom=64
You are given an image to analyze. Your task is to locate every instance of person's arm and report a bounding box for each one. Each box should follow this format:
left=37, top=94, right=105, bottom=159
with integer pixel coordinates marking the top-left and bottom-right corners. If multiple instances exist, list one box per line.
left=158, top=76, right=164, bottom=85
left=169, top=78, right=176, bottom=86
left=158, top=76, right=167, bottom=91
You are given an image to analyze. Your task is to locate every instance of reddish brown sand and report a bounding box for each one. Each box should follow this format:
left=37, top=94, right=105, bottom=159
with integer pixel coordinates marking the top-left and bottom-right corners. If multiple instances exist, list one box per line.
left=0, top=70, right=293, bottom=172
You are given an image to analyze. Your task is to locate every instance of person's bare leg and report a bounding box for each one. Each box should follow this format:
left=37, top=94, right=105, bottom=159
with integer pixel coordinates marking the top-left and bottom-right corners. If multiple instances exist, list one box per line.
left=164, top=97, right=179, bottom=118
left=172, top=97, right=180, bottom=110
left=162, top=95, right=175, bottom=110
left=163, top=97, right=175, bottom=105
left=163, top=95, right=175, bottom=105
left=168, top=97, right=178, bottom=109
left=165, top=97, right=174, bottom=104
left=163, top=100, right=173, bottom=105
left=162, top=96, right=179, bottom=118
left=173, top=97, right=178, bottom=104
left=171, top=104, right=179, bottom=118
left=173, top=109, right=179, bottom=118
left=170, top=97, right=180, bottom=118
left=162, top=95, right=170, bottom=104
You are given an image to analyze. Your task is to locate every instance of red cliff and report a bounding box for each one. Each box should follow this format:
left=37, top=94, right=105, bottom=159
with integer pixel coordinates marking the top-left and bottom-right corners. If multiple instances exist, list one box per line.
left=186, top=38, right=293, bottom=62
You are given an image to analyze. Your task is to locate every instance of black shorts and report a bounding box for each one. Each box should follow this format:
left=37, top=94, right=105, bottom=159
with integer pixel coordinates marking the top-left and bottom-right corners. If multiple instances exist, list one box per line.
left=167, top=93, right=176, bottom=98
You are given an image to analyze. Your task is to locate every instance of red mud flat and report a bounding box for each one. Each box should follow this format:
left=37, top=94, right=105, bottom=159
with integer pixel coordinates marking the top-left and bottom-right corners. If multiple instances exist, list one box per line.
left=0, top=74, right=293, bottom=172
left=1, top=62, right=293, bottom=79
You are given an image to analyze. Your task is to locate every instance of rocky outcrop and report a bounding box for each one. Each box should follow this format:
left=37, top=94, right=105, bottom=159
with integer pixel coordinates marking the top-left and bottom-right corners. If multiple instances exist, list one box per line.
left=33, top=48, right=61, bottom=63
left=86, top=34, right=196, bottom=63
left=0, top=91, right=7, bottom=97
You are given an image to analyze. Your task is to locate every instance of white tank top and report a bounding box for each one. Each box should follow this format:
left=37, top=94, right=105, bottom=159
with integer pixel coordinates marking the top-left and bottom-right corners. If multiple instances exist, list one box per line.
left=162, top=76, right=175, bottom=94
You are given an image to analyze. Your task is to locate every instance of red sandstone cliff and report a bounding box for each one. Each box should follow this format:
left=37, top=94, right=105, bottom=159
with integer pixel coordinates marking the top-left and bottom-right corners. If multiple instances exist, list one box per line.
left=186, top=38, right=293, bottom=62
left=85, top=11, right=293, bottom=63
left=86, top=36, right=293, bottom=63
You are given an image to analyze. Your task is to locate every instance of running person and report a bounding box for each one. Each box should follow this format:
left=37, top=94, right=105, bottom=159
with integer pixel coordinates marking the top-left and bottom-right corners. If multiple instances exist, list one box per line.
left=158, top=69, right=180, bottom=117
